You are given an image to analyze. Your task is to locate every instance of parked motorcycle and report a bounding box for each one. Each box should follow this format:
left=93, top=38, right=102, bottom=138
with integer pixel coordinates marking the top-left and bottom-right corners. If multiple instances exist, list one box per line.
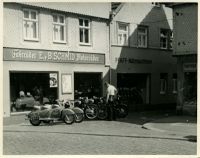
left=62, top=99, right=84, bottom=123
left=113, top=95, right=128, bottom=118
left=26, top=100, right=75, bottom=126
left=93, top=96, right=108, bottom=120
left=74, top=97, right=98, bottom=120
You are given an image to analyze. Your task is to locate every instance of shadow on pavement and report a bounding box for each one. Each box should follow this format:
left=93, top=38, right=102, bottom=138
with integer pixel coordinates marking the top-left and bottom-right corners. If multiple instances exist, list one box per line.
left=4, top=130, right=195, bottom=143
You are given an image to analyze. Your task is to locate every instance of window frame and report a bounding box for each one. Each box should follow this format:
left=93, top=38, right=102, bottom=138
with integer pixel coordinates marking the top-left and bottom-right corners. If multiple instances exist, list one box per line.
left=137, top=25, right=148, bottom=48
left=23, top=8, right=39, bottom=41
left=160, top=28, right=173, bottom=50
left=117, top=22, right=129, bottom=46
left=79, top=18, right=91, bottom=46
left=52, top=13, right=66, bottom=43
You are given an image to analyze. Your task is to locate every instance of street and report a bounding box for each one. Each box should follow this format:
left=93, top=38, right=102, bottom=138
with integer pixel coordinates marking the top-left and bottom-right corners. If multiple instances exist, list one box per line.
left=3, top=112, right=197, bottom=155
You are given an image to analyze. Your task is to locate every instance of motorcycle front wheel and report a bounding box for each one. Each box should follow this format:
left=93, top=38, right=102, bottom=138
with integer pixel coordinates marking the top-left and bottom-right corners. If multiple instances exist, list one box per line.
left=97, top=105, right=108, bottom=120
left=63, top=114, right=75, bottom=124
left=29, top=115, right=41, bottom=126
left=75, top=113, right=84, bottom=123
left=85, top=104, right=98, bottom=120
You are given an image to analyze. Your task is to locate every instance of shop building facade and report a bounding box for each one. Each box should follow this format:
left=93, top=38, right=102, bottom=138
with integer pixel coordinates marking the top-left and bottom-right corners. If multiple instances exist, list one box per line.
left=3, top=2, right=111, bottom=117
left=110, top=3, right=177, bottom=110
left=165, top=3, right=197, bottom=115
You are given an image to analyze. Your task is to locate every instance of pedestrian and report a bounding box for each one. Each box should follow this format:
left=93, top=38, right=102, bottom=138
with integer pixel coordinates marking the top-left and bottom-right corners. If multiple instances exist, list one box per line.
left=104, top=82, right=118, bottom=121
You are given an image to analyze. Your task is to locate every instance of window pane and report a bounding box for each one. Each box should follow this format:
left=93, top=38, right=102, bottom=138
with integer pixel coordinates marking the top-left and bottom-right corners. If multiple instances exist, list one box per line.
left=123, top=34, right=127, bottom=44
left=59, top=16, right=64, bottom=23
left=138, top=27, right=146, bottom=34
left=53, top=15, right=57, bottom=22
left=24, top=21, right=29, bottom=38
left=119, top=24, right=127, bottom=31
left=60, top=26, right=64, bottom=41
left=80, top=28, right=83, bottom=42
left=84, top=20, right=89, bottom=27
left=142, top=35, right=146, bottom=46
left=84, top=29, right=89, bottom=43
left=54, top=25, right=59, bottom=40
left=79, top=19, right=83, bottom=26
left=24, top=10, right=29, bottom=18
left=32, top=22, right=37, bottom=38
left=31, top=11, right=36, bottom=19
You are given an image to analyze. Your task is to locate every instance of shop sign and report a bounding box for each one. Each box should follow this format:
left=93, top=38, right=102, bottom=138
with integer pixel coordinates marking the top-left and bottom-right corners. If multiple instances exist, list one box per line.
left=183, top=63, right=197, bottom=71
left=3, top=48, right=105, bottom=64
left=115, top=57, right=152, bottom=64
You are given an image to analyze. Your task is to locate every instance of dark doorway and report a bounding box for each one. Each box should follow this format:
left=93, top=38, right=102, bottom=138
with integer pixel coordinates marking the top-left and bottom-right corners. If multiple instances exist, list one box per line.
left=74, top=72, right=102, bottom=99
left=117, top=73, right=150, bottom=105
left=10, top=72, right=58, bottom=112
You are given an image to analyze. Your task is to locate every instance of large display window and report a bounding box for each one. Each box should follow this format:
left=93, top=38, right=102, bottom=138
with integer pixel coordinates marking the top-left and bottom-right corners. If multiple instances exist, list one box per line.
left=10, top=72, right=58, bottom=112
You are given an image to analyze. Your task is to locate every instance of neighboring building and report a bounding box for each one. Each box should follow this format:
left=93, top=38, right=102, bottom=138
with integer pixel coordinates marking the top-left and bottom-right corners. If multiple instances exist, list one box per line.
left=3, top=2, right=111, bottom=117
left=110, top=3, right=177, bottom=110
left=165, top=3, right=197, bottom=115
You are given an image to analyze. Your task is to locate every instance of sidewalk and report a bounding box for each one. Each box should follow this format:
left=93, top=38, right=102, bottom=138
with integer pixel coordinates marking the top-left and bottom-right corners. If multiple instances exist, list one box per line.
left=142, top=115, right=197, bottom=141
left=4, top=110, right=197, bottom=141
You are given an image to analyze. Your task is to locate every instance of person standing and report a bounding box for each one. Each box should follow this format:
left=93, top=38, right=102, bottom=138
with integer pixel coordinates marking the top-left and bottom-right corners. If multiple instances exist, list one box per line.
left=104, top=82, right=118, bottom=121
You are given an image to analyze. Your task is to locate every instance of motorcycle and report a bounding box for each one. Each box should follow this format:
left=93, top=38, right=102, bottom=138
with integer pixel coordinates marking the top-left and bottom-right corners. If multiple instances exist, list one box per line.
left=26, top=100, right=75, bottom=126
left=61, top=99, right=84, bottom=123
left=93, top=96, right=108, bottom=120
left=113, top=95, right=128, bottom=118
left=74, top=97, right=98, bottom=120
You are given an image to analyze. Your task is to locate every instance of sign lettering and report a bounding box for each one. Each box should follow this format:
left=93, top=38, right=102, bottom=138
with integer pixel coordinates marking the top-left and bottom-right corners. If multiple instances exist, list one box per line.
left=3, top=48, right=105, bottom=64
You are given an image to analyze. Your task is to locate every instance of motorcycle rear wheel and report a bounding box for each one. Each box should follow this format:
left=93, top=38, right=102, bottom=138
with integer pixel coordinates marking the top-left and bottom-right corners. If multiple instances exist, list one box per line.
left=29, top=116, right=41, bottom=126
left=75, top=113, right=84, bottom=123
left=85, top=104, right=98, bottom=120
left=63, top=114, right=75, bottom=124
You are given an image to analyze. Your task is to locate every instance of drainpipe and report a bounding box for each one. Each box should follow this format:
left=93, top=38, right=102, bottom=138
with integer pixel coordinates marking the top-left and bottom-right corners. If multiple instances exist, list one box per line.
left=108, top=10, right=115, bottom=84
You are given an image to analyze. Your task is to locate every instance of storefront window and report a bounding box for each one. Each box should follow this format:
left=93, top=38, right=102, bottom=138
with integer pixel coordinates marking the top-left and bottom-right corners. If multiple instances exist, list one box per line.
left=10, top=72, right=58, bottom=112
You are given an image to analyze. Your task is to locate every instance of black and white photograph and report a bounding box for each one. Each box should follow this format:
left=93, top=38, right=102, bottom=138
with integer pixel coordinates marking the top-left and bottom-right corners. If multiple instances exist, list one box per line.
left=1, top=1, right=198, bottom=156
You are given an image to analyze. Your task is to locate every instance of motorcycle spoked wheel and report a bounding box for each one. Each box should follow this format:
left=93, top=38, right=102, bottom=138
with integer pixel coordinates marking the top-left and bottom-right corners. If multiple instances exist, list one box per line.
left=97, top=106, right=108, bottom=120
left=84, top=104, right=98, bottom=120
left=74, top=113, right=84, bottom=123
left=29, top=114, right=41, bottom=126
left=63, top=114, right=75, bottom=124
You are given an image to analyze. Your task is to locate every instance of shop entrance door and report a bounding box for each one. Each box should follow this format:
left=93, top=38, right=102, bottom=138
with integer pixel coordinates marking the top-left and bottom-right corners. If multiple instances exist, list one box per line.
left=74, top=72, right=102, bottom=99
left=117, top=73, right=150, bottom=105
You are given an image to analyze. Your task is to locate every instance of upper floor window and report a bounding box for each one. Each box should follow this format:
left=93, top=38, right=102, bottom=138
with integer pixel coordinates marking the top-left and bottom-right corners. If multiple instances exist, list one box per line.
left=53, top=14, right=66, bottom=43
left=79, top=18, right=91, bottom=45
left=23, top=9, right=38, bottom=41
left=160, top=29, right=173, bottom=49
left=117, top=23, right=129, bottom=45
left=137, top=26, right=148, bottom=48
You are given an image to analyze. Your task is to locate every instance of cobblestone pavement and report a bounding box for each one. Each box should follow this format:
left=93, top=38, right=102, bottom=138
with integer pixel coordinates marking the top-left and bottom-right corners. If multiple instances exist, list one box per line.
left=3, top=112, right=197, bottom=155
